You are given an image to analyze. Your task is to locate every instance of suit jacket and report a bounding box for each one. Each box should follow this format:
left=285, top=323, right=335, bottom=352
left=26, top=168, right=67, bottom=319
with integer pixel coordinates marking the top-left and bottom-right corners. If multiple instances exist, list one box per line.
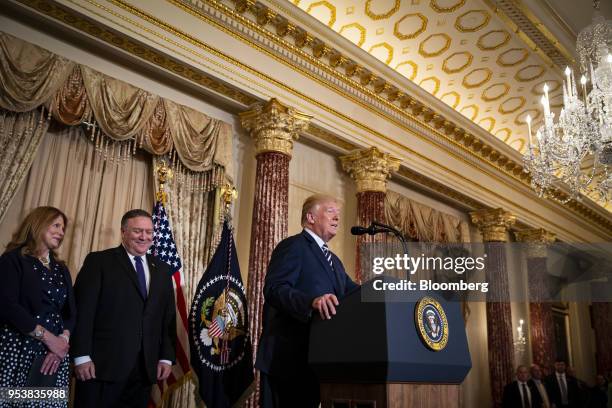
left=72, top=245, right=176, bottom=383
left=0, top=247, right=76, bottom=335
left=502, top=380, right=543, bottom=408
left=529, top=379, right=551, bottom=408
left=255, top=230, right=358, bottom=376
left=544, top=373, right=580, bottom=408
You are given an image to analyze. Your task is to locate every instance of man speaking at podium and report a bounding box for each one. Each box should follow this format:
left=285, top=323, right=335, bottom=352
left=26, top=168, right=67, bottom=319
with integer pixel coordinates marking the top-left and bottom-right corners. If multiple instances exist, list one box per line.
left=256, top=194, right=358, bottom=408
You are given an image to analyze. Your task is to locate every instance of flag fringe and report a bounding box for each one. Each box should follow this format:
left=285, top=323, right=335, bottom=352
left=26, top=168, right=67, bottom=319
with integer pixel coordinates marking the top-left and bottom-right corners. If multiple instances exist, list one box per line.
left=151, top=370, right=195, bottom=408
left=231, top=379, right=255, bottom=408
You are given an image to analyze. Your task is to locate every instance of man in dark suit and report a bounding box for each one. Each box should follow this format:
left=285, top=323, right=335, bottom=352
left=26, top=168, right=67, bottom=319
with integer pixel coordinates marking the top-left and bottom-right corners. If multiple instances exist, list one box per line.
left=256, top=194, right=358, bottom=408
left=530, top=364, right=551, bottom=408
left=503, top=365, right=543, bottom=408
left=72, top=209, right=176, bottom=408
left=545, top=359, right=580, bottom=408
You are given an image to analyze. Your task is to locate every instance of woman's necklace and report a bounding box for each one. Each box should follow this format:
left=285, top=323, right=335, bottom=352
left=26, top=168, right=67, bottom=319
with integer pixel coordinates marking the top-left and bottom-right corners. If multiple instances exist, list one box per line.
left=38, top=254, right=50, bottom=268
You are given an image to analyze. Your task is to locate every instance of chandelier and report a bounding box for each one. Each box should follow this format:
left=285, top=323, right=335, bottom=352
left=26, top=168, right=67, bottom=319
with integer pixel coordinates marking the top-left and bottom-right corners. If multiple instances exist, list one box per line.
left=523, top=0, right=612, bottom=204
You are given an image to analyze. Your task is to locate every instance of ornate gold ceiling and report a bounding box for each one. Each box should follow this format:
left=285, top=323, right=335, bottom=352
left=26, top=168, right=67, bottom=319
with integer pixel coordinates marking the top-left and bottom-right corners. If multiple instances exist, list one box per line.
left=292, top=0, right=566, bottom=154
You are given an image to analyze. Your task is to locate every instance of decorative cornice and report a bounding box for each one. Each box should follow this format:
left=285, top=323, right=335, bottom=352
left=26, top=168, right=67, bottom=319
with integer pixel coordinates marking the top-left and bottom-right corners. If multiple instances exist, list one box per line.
left=481, top=0, right=575, bottom=71
left=239, top=98, right=311, bottom=156
left=11, top=0, right=612, bottom=239
left=339, top=147, right=400, bottom=193
left=514, top=228, right=557, bottom=258
left=470, top=208, right=517, bottom=242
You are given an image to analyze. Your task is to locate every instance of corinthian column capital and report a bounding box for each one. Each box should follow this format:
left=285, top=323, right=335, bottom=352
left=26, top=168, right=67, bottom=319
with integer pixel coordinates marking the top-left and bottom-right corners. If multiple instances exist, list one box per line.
left=239, top=98, right=312, bottom=157
left=470, top=208, right=516, bottom=242
left=515, top=228, right=556, bottom=258
left=339, top=147, right=401, bottom=193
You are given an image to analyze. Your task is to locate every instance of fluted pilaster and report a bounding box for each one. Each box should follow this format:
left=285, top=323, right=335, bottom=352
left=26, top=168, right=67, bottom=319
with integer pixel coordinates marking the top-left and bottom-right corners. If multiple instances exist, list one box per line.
left=240, top=99, right=311, bottom=407
left=340, top=147, right=400, bottom=282
left=515, top=228, right=557, bottom=371
left=470, top=208, right=516, bottom=408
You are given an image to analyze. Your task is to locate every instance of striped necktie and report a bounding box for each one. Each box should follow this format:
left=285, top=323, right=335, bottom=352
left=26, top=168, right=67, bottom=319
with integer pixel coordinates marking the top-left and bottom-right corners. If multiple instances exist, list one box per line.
left=321, top=244, right=334, bottom=270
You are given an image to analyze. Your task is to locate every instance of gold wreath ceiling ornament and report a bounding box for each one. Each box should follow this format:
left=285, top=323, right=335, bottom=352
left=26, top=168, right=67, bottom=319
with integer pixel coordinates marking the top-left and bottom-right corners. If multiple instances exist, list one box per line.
left=306, top=1, right=336, bottom=27
left=430, top=0, right=466, bottom=13
left=393, top=13, right=428, bottom=40
left=442, top=51, right=474, bottom=74
left=476, top=30, right=511, bottom=51
left=515, top=65, right=547, bottom=82
left=365, top=0, right=401, bottom=20
left=497, top=48, right=530, bottom=67
left=418, top=33, right=452, bottom=58
left=454, top=10, right=491, bottom=32
left=395, top=60, right=418, bottom=81
left=482, top=83, right=510, bottom=102
left=462, top=68, right=492, bottom=89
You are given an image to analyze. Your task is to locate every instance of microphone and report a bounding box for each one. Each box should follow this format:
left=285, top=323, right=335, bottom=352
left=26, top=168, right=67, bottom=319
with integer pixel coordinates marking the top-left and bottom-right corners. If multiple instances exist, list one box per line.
left=350, top=224, right=387, bottom=236
left=350, top=226, right=373, bottom=236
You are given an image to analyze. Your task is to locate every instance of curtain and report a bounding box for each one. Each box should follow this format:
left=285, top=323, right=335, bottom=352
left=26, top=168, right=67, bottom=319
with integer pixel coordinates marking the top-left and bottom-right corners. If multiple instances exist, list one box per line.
left=0, top=31, right=233, bottom=224
left=0, top=108, right=50, bottom=224
left=0, top=125, right=154, bottom=277
left=384, top=190, right=470, bottom=243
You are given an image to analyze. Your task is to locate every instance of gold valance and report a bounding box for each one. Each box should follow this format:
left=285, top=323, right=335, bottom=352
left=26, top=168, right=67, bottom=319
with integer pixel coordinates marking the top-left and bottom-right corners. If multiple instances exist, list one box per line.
left=0, top=32, right=232, bottom=175
left=385, top=190, right=470, bottom=243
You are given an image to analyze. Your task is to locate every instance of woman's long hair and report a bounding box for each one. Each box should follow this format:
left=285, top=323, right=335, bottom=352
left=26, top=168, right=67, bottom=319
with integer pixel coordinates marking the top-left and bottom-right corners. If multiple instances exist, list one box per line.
left=5, top=206, right=68, bottom=264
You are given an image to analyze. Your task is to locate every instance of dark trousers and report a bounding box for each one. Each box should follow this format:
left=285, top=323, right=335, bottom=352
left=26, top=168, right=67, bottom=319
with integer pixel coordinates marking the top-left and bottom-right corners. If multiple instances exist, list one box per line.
left=260, top=369, right=320, bottom=408
left=74, top=351, right=152, bottom=408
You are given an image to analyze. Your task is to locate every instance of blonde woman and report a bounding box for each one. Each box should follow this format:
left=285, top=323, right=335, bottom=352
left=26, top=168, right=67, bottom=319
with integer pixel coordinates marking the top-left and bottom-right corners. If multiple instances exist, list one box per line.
left=0, top=206, right=76, bottom=407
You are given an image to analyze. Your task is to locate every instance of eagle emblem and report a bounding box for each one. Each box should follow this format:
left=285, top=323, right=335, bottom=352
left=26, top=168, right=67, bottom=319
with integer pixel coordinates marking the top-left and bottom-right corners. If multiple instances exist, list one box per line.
left=199, top=288, right=247, bottom=359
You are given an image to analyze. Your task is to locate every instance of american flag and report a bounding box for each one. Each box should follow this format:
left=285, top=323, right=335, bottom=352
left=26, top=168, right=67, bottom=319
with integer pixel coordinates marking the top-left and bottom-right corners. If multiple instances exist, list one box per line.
left=147, top=201, right=191, bottom=407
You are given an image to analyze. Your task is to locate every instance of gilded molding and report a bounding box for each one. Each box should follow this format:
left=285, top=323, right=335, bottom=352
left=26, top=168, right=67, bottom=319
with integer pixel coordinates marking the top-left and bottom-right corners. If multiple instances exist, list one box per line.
left=339, top=147, right=401, bottom=193
left=239, top=98, right=312, bottom=156
left=514, top=228, right=556, bottom=258
left=470, top=208, right=517, bottom=242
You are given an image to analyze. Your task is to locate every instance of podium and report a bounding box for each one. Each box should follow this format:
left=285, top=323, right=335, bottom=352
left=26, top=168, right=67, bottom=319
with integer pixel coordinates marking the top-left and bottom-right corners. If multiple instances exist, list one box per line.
left=309, top=277, right=471, bottom=408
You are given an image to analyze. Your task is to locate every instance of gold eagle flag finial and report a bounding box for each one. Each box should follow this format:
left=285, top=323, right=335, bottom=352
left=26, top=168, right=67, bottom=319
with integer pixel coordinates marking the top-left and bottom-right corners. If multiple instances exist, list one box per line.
left=220, top=183, right=238, bottom=217
left=155, top=160, right=173, bottom=205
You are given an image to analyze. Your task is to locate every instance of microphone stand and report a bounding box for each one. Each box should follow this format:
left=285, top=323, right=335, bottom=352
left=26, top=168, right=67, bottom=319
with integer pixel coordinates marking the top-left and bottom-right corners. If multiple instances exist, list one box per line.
left=370, top=221, right=409, bottom=259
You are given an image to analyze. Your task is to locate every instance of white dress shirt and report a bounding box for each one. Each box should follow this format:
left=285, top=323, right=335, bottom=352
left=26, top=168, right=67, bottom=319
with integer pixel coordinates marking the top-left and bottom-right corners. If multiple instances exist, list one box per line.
left=304, top=228, right=326, bottom=250
left=75, top=248, right=170, bottom=367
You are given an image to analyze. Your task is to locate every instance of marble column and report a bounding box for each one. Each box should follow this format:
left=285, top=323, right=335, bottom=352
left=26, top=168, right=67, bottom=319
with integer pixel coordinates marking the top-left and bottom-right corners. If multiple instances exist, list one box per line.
left=592, top=302, right=612, bottom=375
left=340, top=147, right=400, bottom=283
left=240, top=98, right=311, bottom=407
left=470, top=208, right=516, bottom=408
left=515, top=228, right=557, bottom=372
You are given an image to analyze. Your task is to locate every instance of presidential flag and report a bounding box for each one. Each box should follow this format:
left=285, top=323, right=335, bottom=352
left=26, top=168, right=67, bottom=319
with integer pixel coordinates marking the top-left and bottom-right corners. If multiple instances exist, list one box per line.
left=189, top=221, right=254, bottom=408
left=148, top=201, right=191, bottom=407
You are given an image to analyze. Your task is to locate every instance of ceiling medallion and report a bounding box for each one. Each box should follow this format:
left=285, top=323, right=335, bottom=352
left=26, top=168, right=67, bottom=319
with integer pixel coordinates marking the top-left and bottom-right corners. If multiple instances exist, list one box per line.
left=442, top=51, right=473, bottom=74
left=462, top=68, right=492, bottom=89
left=498, top=96, right=526, bottom=114
left=482, top=83, right=510, bottom=102
left=496, top=48, right=529, bottom=67
left=430, top=0, right=466, bottom=13
left=477, top=30, right=511, bottom=51
left=393, top=13, right=428, bottom=40
left=454, top=10, right=491, bottom=33
left=395, top=60, right=418, bottom=81
left=418, top=33, right=452, bottom=58
left=365, top=0, right=400, bottom=20
left=514, top=65, right=546, bottom=82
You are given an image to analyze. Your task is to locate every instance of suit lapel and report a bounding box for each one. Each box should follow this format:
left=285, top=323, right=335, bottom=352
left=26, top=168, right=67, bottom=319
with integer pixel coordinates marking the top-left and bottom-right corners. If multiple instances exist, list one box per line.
left=146, top=255, right=160, bottom=306
left=302, top=231, right=339, bottom=294
left=115, top=245, right=146, bottom=301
